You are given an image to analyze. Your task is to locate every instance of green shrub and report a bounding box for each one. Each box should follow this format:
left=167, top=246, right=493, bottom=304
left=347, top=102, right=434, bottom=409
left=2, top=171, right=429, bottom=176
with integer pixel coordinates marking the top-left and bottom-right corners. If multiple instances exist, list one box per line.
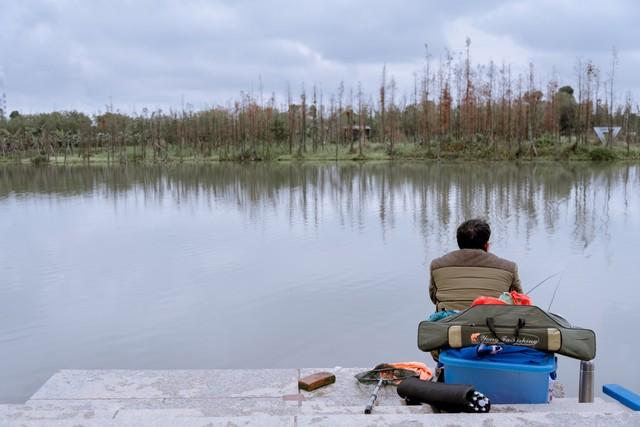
left=536, top=135, right=554, bottom=147
left=588, top=147, right=617, bottom=161
left=473, top=133, right=489, bottom=145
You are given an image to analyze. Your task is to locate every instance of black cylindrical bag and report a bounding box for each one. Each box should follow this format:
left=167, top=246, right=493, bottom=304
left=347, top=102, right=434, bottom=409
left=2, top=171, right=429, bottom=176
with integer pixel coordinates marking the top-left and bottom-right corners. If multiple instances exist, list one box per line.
left=397, top=377, right=491, bottom=413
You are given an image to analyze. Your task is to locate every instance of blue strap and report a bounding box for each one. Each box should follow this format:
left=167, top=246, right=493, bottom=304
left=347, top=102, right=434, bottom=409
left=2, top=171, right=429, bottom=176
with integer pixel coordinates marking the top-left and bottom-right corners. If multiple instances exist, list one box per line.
left=603, top=384, right=640, bottom=411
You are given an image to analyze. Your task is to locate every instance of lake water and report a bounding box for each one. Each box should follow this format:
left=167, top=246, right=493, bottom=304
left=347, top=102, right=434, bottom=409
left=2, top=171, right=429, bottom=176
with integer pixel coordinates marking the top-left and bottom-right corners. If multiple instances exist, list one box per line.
left=1, top=162, right=639, bottom=403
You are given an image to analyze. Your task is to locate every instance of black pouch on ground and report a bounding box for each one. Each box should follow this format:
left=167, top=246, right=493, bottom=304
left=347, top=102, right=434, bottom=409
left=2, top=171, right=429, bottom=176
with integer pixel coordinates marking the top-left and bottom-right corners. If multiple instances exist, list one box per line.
left=397, top=377, right=491, bottom=413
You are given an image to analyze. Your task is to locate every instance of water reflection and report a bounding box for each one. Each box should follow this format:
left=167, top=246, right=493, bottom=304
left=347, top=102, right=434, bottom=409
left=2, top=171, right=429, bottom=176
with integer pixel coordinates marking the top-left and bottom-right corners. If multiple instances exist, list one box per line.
left=2, top=162, right=637, bottom=249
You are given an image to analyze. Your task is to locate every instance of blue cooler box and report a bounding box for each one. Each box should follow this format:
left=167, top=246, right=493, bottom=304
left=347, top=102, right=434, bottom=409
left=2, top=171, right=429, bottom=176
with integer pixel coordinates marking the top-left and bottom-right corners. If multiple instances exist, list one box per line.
left=440, top=347, right=557, bottom=404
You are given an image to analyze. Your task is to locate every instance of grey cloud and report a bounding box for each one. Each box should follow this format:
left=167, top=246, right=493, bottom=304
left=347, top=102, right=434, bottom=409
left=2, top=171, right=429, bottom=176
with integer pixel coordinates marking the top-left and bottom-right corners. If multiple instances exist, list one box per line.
left=474, top=0, right=640, bottom=54
left=0, top=0, right=638, bottom=113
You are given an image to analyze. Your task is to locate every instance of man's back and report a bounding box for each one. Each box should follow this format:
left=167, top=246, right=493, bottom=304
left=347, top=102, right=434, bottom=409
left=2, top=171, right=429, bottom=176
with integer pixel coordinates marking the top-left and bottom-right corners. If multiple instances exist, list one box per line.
left=429, top=248, right=522, bottom=311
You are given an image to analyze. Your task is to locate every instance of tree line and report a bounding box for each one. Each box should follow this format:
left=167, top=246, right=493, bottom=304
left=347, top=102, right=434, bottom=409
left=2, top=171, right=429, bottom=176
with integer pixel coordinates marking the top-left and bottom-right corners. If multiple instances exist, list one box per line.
left=1, top=42, right=637, bottom=163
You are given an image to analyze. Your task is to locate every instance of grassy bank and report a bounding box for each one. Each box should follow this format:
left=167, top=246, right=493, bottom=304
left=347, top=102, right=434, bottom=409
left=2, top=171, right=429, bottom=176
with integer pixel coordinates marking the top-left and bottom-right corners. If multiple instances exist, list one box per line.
left=1, top=141, right=639, bottom=166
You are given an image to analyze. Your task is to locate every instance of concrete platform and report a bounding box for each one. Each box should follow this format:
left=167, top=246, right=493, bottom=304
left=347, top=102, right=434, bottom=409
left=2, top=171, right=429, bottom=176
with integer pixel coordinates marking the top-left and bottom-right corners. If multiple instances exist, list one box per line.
left=0, top=368, right=637, bottom=426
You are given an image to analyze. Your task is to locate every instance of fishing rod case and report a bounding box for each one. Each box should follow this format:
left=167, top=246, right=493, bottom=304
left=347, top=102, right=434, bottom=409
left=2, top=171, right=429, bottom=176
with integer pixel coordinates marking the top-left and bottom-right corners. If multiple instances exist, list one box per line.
left=418, top=305, right=596, bottom=361
left=397, top=377, right=490, bottom=413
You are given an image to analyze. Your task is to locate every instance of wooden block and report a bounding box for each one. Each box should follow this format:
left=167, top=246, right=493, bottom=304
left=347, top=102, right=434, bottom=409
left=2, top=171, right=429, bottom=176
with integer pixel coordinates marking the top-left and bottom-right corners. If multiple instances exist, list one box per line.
left=298, top=372, right=336, bottom=391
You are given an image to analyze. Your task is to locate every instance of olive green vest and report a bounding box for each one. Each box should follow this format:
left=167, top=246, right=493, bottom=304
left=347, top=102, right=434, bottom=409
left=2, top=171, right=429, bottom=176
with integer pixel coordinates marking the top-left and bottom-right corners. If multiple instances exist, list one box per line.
left=430, top=249, right=522, bottom=311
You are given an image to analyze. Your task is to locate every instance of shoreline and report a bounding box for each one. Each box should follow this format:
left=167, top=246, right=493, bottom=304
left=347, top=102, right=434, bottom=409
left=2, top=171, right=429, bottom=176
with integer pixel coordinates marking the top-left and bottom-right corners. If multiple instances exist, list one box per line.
left=2, top=145, right=639, bottom=166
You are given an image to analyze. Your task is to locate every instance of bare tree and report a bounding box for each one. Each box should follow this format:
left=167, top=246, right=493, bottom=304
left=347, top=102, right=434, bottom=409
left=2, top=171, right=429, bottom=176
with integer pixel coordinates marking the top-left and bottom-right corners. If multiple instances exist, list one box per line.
left=311, top=84, right=318, bottom=153
left=379, top=65, right=386, bottom=147
left=299, top=84, right=307, bottom=155
left=357, top=82, right=365, bottom=157
left=337, top=81, right=344, bottom=160
left=388, top=75, right=397, bottom=155
left=623, top=92, right=632, bottom=155
left=607, top=46, right=618, bottom=146
left=287, top=83, right=294, bottom=154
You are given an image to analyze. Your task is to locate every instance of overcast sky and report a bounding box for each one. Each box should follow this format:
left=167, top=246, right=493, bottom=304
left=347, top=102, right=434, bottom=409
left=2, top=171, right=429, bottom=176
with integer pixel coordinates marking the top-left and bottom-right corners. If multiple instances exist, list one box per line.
left=1, top=0, right=639, bottom=114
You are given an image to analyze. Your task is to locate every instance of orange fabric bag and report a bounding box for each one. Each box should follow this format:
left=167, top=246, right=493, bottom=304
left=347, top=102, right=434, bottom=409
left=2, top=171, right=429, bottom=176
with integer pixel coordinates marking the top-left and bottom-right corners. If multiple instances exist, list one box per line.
left=471, top=291, right=532, bottom=307
left=387, top=362, right=433, bottom=381
left=471, top=296, right=506, bottom=306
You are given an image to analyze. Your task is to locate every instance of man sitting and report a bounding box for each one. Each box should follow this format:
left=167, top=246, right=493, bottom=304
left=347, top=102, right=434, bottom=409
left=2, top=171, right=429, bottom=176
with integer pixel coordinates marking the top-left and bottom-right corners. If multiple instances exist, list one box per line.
left=429, top=219, right=522, bottom=312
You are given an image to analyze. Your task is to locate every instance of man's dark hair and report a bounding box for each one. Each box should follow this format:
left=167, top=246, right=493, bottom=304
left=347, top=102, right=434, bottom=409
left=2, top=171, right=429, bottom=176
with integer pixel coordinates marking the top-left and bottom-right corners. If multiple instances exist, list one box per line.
left=456, top=219, right=491, bottom=250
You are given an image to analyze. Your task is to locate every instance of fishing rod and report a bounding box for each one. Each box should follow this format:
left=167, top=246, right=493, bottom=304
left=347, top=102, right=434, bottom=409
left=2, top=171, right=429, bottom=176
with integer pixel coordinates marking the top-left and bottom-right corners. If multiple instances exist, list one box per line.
left=547, top=271, right=564, bottom=312
left=525, top=271, right=564, bottom=295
